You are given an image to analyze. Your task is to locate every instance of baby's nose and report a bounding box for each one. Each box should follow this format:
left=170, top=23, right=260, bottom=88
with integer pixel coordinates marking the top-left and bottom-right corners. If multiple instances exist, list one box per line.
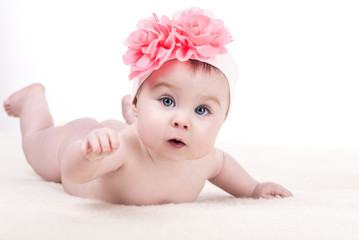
left=171, top=112, right=190, bottom=130
left=172, top=121, right=189, bottom=130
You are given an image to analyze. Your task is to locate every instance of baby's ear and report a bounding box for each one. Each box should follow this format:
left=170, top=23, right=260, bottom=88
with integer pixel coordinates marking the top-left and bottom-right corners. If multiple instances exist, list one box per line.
left=132, top=97, right=138, bottom=117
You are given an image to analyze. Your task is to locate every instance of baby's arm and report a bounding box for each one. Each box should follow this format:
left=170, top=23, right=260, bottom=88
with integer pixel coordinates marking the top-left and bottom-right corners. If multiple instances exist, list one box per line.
left=61, top=128, right=124, bottom=184
left=209, top=150, right=293, bottom=199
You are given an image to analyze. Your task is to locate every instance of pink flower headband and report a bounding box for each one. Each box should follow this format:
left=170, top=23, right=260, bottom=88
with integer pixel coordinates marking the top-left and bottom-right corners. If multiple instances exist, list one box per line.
left=123, top=7, right=239, bottom=104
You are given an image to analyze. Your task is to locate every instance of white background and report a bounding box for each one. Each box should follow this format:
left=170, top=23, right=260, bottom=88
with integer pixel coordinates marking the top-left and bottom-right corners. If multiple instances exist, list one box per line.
left=1, top=0, right=358, bottom=148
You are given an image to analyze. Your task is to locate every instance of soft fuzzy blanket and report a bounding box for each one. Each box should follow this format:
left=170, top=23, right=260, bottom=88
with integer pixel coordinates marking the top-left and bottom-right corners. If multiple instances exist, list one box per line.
left=1, top=133, right=358, bottom=240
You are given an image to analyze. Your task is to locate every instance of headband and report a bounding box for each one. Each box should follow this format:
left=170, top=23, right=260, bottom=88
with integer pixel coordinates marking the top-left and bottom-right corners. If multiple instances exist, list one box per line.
left=122, top=7, right=239, bottom=105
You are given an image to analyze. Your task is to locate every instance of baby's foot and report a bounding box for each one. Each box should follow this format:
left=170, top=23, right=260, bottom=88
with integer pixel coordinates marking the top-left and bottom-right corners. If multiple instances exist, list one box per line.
left=3, top=83, right=45, bottom=117
left=121, top=95, right=137, bottom=125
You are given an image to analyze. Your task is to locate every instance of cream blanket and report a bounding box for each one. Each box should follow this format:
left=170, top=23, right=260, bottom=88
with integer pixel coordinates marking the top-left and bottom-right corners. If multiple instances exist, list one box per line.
left=1, top=133, right=358, bottom=239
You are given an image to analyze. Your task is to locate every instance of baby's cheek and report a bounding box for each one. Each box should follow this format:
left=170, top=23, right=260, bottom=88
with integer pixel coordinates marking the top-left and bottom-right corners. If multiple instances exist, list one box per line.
left=137, top=120, right=154, bottom=143
left=193, top=129, right=218, bottom=156
left=137, top=111, right=164, bottom=145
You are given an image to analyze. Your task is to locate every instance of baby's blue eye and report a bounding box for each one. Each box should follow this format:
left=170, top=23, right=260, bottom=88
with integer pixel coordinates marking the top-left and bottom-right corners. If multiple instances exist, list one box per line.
left=161, top=97, right=174, bottom=107
left=195, top=106, right=209, bottom=115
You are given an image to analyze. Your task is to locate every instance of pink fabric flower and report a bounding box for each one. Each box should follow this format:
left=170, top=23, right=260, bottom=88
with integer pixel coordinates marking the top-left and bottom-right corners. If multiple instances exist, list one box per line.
left=122, top=8, right=233, bottom=80
left=123, top=14, right=177, bottom=80
left=173, top=8, right=232, bottom=61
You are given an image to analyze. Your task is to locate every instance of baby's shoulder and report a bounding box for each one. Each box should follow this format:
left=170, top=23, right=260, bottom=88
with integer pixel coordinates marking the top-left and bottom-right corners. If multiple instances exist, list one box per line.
left=114, top=124, right=143, bottom=160
left=117, top=124, right=138, bottom=143
left=119, top=124, right=144, bottom=148
left=199, top=148, right=224, bottom=180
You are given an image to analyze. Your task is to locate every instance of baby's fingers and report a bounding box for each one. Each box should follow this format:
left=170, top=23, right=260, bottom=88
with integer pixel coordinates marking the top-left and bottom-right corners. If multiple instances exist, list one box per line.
left=253, top=182, right=293, bottom=199
left=269, top=185, right=293, bottom=198
left=276, top=186, right=293, bottom=198
left=80, top=140, right=88, bottom=155
left=80, top=135, right=94, bottom=155
left=98, top=132, right=111, bottom=153
left=97, top=129, right=119, bottom=152
left=84, top=132, right=102, bottom=154
left=80, top=128, right=120, bottom=159
left=107, top=129, right=119, bottom=150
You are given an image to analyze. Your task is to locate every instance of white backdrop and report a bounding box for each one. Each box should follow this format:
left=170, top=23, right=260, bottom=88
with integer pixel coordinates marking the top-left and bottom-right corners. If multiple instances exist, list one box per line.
left=1, top=0, right=358, bottom=148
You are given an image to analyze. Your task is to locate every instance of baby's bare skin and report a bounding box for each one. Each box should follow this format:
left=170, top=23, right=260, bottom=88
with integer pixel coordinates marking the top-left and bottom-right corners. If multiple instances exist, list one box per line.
left=62, top=124, right=223, bottom=205
left=4, top=61, right=293, bottom=205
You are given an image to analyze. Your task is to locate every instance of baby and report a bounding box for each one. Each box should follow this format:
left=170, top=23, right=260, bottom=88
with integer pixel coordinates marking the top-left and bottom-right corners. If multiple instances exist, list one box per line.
left=3, top=8, right=292, bottom=205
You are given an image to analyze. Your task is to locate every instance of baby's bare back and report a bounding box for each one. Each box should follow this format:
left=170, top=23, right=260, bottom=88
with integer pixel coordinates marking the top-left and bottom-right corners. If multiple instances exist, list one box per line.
left=61, top=126, right=221, bottom=205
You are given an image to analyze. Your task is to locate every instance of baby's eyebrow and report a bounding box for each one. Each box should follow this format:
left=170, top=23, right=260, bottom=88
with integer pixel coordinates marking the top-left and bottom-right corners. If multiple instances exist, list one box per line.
left=203, top=95, right=221, bottom=107
left=152, top=81, right=179, bottom=90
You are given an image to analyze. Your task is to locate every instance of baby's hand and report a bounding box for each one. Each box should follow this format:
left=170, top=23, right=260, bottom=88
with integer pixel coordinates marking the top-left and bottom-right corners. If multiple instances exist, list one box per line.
left=252, top=182, right=293, bottom=199
left=80, top=128, right=120, bottom=161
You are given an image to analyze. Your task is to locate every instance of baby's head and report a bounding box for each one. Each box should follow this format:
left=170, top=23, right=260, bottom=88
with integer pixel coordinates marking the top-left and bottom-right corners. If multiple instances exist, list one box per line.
left=122, top=8, right=239, bottom=161
left=132, top=59, right=230, bottom=161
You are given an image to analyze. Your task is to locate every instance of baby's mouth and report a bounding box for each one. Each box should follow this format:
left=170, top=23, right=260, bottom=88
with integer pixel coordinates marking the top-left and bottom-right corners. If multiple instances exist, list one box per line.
left=168, top=138, right=186, bottom=149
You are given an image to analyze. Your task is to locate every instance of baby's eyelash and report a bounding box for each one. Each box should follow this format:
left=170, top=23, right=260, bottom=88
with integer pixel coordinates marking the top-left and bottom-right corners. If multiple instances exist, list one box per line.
left=204, top=106, right=212, bottom=114
left=203, top=105, right=212, bottom=114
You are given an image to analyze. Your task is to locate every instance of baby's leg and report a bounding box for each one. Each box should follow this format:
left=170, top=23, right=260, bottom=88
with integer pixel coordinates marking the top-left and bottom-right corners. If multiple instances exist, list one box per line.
left=4, top=84, right=64, bottom=181
left=3, top=84, right=103, bottom=183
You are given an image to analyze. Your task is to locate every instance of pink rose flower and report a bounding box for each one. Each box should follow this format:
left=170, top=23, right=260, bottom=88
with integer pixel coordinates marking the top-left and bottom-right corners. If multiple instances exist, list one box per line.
left=123, top=8, right=233, bottom=80
left=122, top=14, right=177, bottom=80
left=173, top=7, right=232, bottom=61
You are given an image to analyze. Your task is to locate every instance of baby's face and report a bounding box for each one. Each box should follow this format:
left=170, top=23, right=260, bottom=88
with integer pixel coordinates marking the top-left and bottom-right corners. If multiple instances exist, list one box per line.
left=134, top=60, right=230, bottom=162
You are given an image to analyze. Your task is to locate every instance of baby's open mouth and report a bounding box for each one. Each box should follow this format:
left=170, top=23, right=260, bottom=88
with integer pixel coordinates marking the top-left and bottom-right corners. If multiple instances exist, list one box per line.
left=168, top=138, right=186, bottom=148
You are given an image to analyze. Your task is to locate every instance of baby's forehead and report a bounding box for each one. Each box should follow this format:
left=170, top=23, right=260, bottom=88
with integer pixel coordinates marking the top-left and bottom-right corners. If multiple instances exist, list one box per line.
left=149, top=64, right=228, bottom=90
left=150, top=60, right=228, bottom=84
left=148, top=62, right=229, bottom=98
